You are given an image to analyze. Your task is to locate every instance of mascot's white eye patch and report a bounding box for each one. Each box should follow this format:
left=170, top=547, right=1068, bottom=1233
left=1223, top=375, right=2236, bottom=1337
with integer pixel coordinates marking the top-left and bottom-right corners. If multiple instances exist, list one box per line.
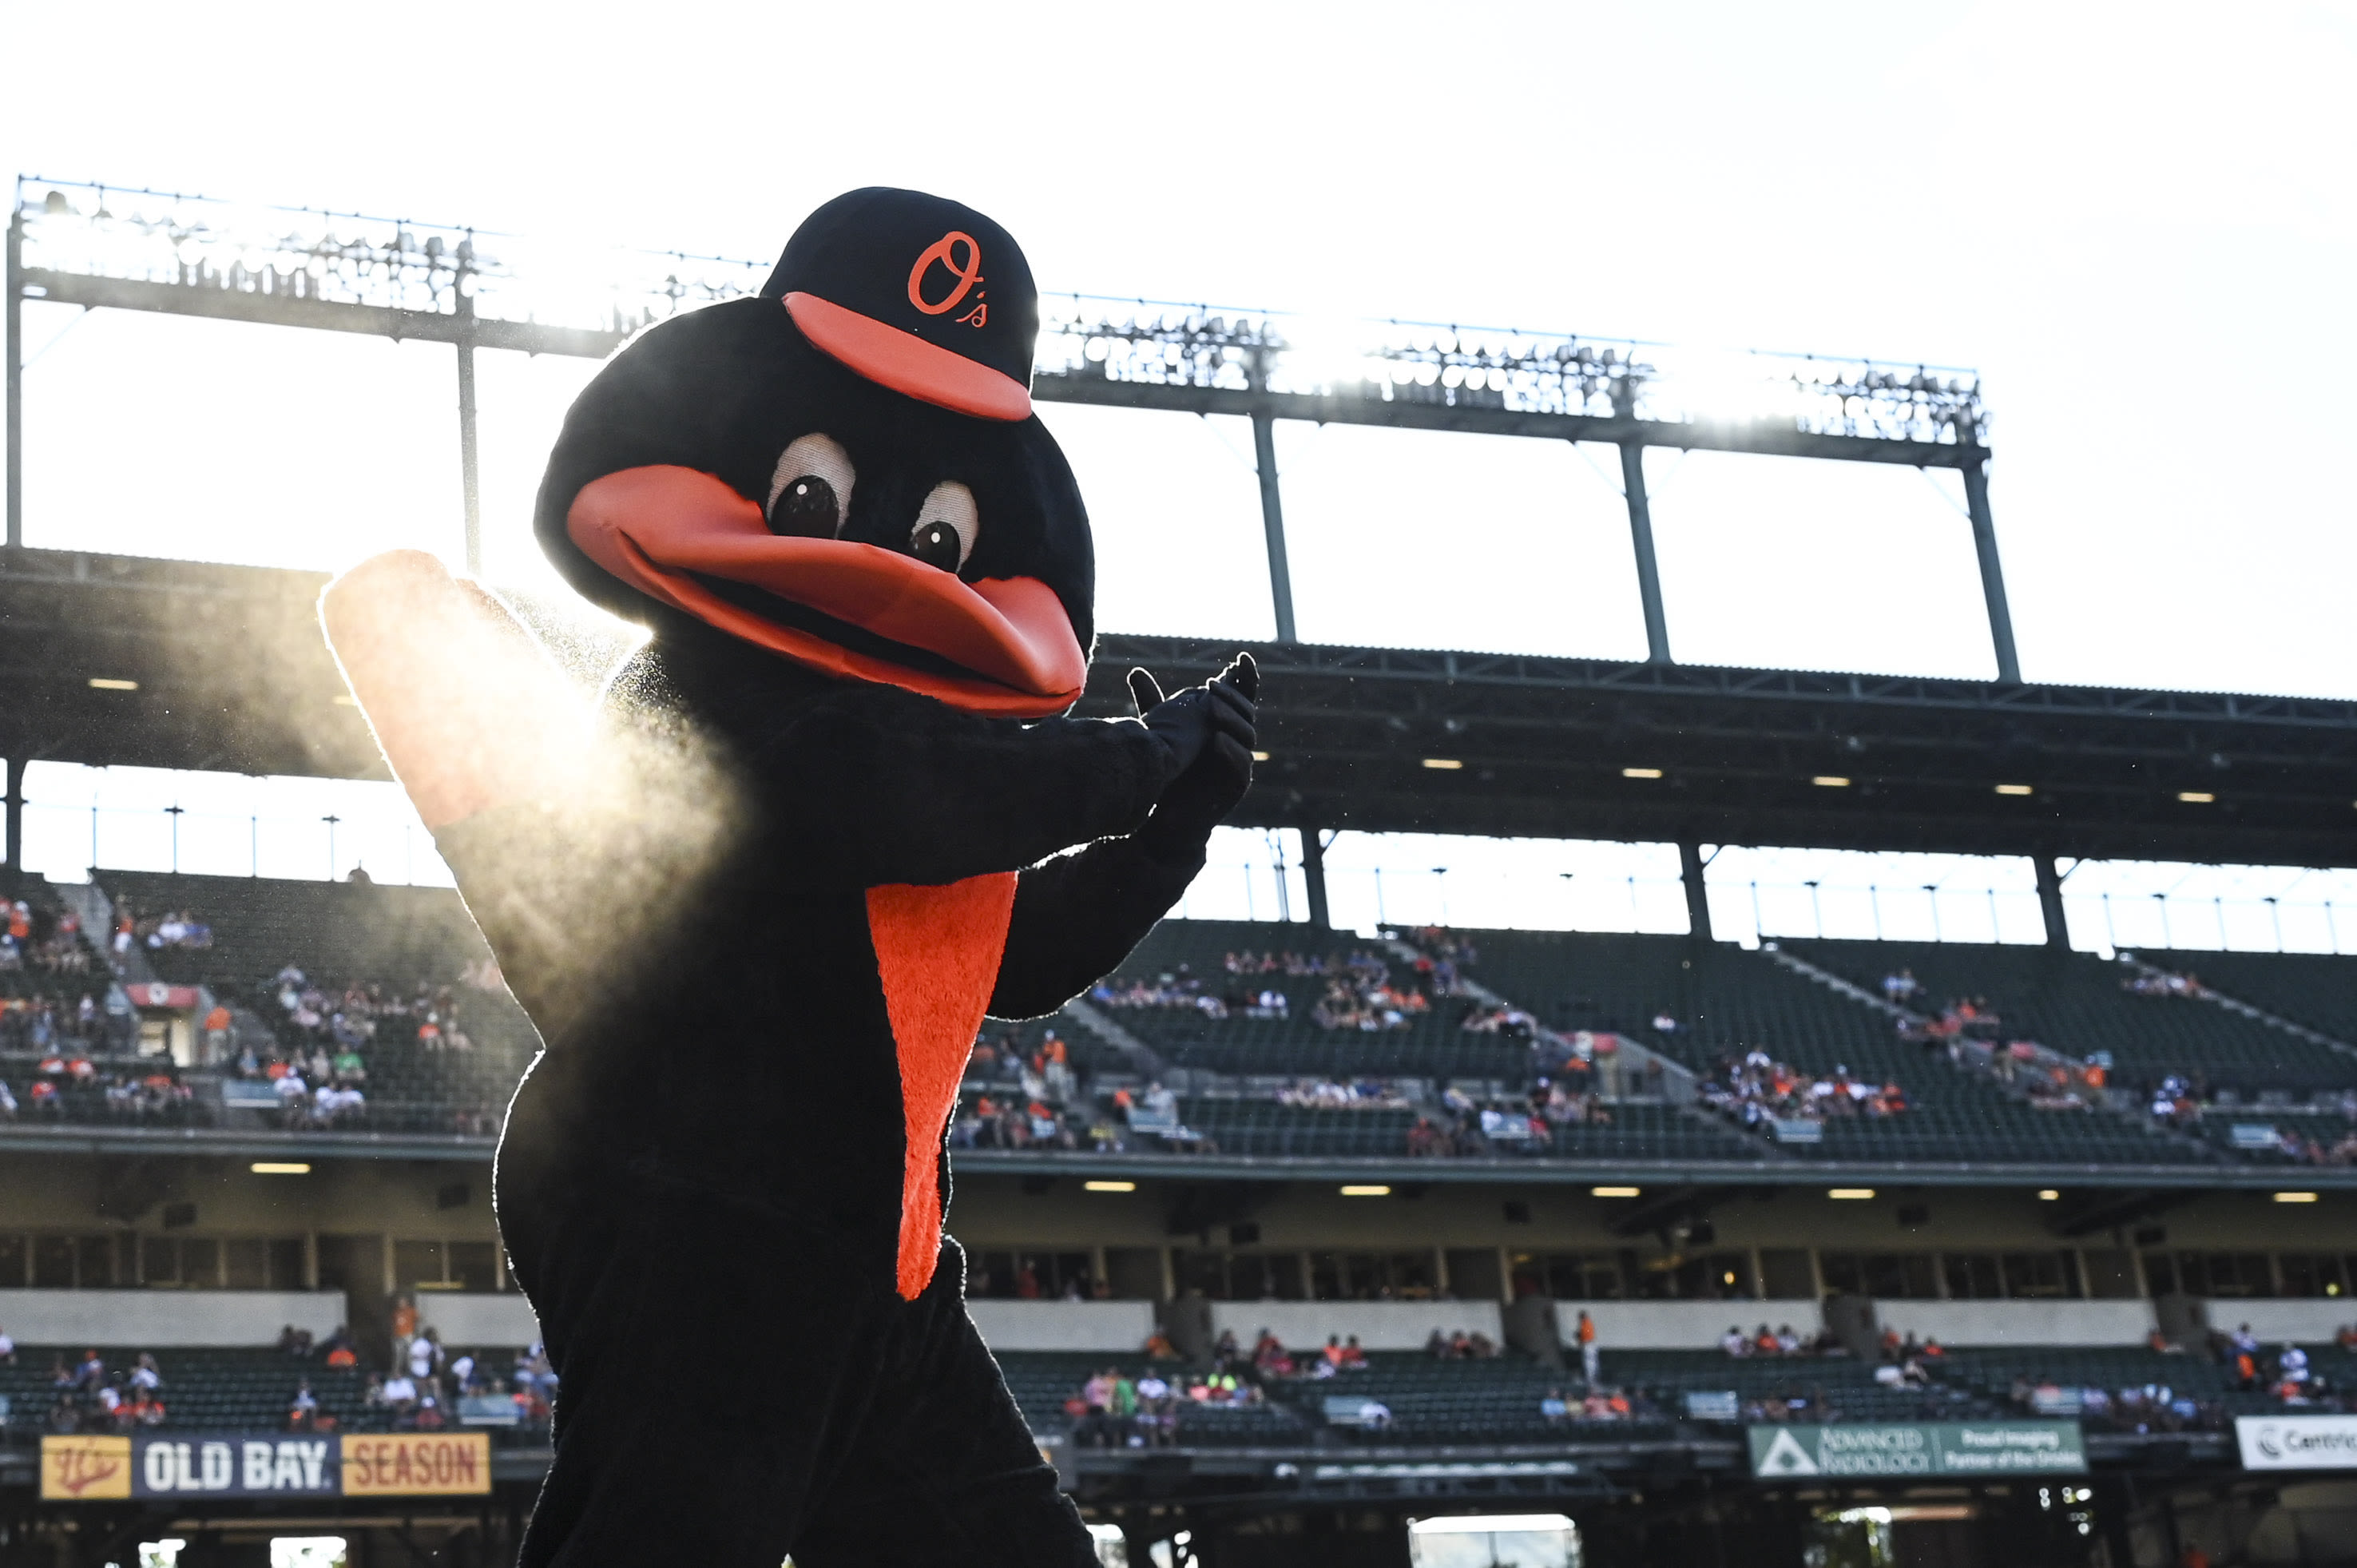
left=908, top=481, right=978, bottom=574
left=767, top=433, right=856, bottom=537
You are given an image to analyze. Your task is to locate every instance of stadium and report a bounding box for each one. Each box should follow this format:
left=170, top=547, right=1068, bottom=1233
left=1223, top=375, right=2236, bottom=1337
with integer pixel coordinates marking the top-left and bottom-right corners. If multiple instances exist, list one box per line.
left=1, top=15, right=2353, bottom=1567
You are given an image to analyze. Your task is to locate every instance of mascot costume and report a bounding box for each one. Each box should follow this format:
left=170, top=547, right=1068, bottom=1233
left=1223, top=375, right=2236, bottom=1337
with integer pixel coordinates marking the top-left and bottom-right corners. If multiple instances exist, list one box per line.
left=320, top=188, right=1258, bottom=1567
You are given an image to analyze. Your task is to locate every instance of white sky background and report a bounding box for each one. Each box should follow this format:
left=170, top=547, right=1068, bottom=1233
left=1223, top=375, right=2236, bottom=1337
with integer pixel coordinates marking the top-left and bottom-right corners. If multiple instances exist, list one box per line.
left=3, top=2, right=2354, bottom=943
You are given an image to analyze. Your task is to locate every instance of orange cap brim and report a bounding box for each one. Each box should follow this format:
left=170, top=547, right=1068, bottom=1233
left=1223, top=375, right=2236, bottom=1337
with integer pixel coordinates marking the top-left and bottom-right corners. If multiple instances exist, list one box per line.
left=783, top=292, right=1032, bottom=422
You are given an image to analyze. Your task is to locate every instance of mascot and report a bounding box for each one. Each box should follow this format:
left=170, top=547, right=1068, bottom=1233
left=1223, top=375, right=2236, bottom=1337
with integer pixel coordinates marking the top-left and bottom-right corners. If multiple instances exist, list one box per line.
left=321, top=188, right=1258, bottom=1567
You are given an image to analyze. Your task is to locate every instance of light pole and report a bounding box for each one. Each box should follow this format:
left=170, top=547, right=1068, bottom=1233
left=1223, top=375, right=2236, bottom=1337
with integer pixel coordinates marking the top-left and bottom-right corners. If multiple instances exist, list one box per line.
left=1923, top=885, right=1942, bottom=943
left=323, top=815, right=342, bottom=882
left=2264, top=896, right=2283, bottom=953
left=164, top=804, right=184, bottom=874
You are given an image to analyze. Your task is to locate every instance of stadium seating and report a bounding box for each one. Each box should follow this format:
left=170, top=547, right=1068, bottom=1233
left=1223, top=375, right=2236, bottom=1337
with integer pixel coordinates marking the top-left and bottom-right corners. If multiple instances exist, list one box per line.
left=102, top=871, right=493, bottom=994
left=2129, top=948, right=2357, bottom=1062
left=1433, top=930, right=2207, bottom=1165
left=1598, top=1348, right=1991, bottom=1423
left=0, top=1347, right=380, bottom=1437
left=990, top=1352, right=1309, bottom=1447
left=1788, top=939, right=2353, bottom=1097
left=1094, top=919, right=1523, bottom=1081
left=1264, top=1351, right=1671, bottom=1444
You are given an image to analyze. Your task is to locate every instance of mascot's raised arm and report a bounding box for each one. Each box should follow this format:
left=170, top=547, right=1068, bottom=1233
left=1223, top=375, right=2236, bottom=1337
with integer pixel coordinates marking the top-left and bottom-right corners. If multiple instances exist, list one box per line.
left=319, top=187, right=1257, bottom=1568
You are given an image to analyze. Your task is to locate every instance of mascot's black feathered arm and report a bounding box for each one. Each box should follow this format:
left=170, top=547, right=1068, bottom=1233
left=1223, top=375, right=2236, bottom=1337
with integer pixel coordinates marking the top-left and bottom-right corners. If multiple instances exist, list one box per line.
left=990, top=654, right=1257, bottom=1018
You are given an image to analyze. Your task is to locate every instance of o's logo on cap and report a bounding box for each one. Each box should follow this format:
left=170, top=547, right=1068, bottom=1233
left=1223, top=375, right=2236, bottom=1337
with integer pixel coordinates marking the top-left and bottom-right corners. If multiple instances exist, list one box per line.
left=908, top=231, right=985, bottom=319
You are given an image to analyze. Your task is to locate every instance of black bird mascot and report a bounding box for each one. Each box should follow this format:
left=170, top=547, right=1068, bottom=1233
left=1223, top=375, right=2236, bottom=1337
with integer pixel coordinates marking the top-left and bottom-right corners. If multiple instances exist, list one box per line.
left=321, top=187, right=1257, bottom=1568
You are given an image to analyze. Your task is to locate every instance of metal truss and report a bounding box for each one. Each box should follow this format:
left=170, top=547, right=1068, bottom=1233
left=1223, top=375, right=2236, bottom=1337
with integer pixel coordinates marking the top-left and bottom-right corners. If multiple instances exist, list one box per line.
left=6, top=176, right=2020, bottom=673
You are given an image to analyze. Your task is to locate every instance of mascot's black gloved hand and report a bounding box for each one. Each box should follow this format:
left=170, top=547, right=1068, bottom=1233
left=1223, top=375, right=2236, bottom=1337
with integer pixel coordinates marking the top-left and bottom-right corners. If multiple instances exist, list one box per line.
left=1129, top=653, right=1259, bottom=865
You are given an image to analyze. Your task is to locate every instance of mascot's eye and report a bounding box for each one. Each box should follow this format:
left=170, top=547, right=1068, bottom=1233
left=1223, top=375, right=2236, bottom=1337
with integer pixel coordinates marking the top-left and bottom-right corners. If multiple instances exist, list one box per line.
left=907, top=482, right=978, bottom=573
left=766, top=433, right=855, bottom=537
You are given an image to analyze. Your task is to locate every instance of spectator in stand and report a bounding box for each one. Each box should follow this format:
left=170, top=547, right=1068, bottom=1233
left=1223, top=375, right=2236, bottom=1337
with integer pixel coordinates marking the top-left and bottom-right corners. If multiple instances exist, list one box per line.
left=0, top=1321, right=14, bottom=1364
left=1577, top=1309, right=1599, bottom=1385
left=288, top=1380, right=321, bottom=1431
left=1721, top=1326, right=1749, bottom=1358
left=381, top=1371, right=419, bottom=1425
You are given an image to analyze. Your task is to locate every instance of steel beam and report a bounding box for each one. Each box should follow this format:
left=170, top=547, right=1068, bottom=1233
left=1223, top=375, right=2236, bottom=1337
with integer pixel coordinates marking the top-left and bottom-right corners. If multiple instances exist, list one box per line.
left=1679, top=840, right=1712, bottom=943
left=1619, top=442, right=1671, bottom=662
left=1300, top=827, right=1332, bottom=930
left=5, top=209, right=20, bottom=550
left=1249, top=411, right=1297, bottom=641
left=1042, top=369, right=1986, bottom=468
left=16, top=269, right=1995, bottom=470
left=2036, top=854, right=2070, bottom=951
left=19, top=268, right=625, bottom=358
left=1962, top=457, right=2022, bottom=683
left=456, top=295, right=482, bottom=576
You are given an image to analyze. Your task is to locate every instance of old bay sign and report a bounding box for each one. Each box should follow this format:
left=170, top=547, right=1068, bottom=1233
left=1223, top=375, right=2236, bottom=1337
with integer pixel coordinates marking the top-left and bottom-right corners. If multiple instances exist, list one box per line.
left=41, top=1432, right=491, bottom=1501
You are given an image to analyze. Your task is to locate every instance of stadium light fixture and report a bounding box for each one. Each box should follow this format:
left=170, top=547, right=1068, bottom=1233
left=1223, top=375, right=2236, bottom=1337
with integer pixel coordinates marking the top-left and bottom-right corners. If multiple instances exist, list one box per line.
left=2177, top=792, right=2216, bottom=804
left=2038, top=1189, right=2060, bottom=1201
left=1591, top=1185, right=1641, bottom=1197
left=1340, top=1185, right=1393, bottom=1197
left=87, top=677, right=138, bottom=691
left=1621, top=767, right=1664, bottom=780
left=1422, top=758, right=1464, bottom=771
left=2274, top=1191, right=2319, bottom=1204
left=1252, top=750, right=1270, bottom=761
left=1813, top=776, right=1851, bottom=788
left=251, top=1162, right=311, bottom=1176
left=1827, top=1188, right=1875, bottom=1200
left=1995, top=784, right=2034, bottom=796
left=1083, top=1180, right=1136, bottom=1194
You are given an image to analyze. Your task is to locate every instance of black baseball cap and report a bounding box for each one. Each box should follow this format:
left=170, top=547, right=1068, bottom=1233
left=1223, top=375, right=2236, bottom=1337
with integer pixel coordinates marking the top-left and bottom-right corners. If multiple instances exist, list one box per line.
left=759, top=187, right=1039, bottom=422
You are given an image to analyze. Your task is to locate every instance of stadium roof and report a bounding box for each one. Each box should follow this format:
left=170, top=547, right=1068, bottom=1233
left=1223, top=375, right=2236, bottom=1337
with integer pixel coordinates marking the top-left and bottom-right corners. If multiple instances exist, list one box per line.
left=3, top=545, right=2353, bottom=866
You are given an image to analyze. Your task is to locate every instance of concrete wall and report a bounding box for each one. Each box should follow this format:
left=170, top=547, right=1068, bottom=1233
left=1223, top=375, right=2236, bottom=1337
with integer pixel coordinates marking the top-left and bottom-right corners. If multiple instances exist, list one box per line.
left=1555, top=1300, right=1824, bottom=1350
left=1209, top=1300, right=1503, bottom=1352
left=0, top=1289, right=346, bottom=1346
left=2203, top=1300, right=2357, bottom=1345
left=414, top=1292, right=540, bottom=1348
left=1868, top=1300, right=2157, bottom=1347
left=966, top=1300, right=1156, bottom=1352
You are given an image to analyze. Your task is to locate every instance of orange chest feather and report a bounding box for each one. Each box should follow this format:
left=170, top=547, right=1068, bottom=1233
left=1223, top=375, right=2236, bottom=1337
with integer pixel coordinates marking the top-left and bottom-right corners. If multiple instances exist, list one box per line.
left=866, top=872, right=1018, bottom=1300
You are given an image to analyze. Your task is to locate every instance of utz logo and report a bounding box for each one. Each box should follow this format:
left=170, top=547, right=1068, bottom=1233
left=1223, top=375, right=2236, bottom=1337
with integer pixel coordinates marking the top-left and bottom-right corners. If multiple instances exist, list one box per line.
left=42, top=1435, right=131, bottom=1500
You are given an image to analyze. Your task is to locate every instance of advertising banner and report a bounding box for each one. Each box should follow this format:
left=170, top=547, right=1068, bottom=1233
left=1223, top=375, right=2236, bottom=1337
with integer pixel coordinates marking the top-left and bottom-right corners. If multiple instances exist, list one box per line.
left=40, top=1436, right=132, bottom=1501
left=2236, top=1415, right=2357, bottom=1471
left=1749, top=1421, right=2086, bottom=1478
left=341, top=1433, right=492, bottom=1496
left=39, top=1431, right=492, bottom=1499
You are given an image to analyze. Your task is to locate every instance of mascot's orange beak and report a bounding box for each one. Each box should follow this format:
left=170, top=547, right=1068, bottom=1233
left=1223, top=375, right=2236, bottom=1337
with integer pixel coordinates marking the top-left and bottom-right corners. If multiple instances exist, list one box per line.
left=567, top=465, right=1087, bottom=718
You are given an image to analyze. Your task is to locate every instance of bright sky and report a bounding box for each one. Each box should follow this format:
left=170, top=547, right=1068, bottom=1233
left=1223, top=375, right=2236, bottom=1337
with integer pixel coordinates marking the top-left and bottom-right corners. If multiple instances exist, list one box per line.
left=3, top=3, right=2352, bottom=945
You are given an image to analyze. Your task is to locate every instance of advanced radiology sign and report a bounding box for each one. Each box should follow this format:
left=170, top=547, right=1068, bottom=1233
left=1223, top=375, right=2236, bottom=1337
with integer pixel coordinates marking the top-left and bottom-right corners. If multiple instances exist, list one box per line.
left=1749, top=1421, right=2087, bottom=1478
left=2236, top=1415, right=2357, bottom=1471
